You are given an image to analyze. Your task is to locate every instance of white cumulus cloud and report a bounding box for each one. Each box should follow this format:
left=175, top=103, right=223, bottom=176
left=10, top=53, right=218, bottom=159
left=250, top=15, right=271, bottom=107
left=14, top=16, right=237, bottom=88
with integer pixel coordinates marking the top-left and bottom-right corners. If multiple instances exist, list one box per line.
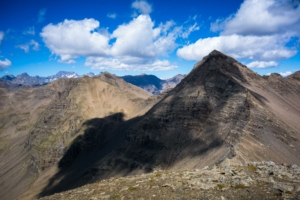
left=177, top=34, right=296, bottom=61
left=215, top=0, right=300, bottom=36
left=40, top=14, right=199, bottom=71
left=247, top=61, right=278, bottom=68
left=0, top=59, right=12, bottom=71
left=178, top=0, right=299, bottom=65
left=280, top=71, right=293, bottom=77
left=111, top=15, right=177, bottom=58
left=0, top=32, right=11, bottom=71
left=85, top=56, right=177, bottom=71
left=132, top=0, right=152, bottom=14
left=40, top=18, right=110, bottom=63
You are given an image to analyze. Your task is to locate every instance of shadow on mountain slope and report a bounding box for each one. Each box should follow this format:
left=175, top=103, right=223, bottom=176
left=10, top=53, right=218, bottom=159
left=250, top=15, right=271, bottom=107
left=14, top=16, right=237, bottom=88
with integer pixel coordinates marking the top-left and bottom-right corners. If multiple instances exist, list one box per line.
left=38, top=112, right=130, bottom=197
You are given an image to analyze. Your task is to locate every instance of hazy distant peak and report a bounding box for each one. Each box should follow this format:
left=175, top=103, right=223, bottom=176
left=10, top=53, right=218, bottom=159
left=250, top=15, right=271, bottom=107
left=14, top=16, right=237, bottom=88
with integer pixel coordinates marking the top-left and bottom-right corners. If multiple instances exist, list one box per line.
left=19, top=72, right=30, bottom=77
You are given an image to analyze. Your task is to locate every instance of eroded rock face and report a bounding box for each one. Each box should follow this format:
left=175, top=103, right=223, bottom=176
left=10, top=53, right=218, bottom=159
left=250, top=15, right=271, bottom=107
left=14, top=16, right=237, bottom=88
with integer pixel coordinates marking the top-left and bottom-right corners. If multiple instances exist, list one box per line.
left=39, top=162, right=300, bottom=200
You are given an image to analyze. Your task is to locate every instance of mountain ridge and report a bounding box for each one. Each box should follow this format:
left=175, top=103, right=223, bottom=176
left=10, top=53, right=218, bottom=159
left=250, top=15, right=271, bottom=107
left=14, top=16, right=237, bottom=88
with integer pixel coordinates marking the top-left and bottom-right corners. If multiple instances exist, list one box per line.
left=0, top=50, right=300, bottom=199
left=0, top=71, right=185, bottom=95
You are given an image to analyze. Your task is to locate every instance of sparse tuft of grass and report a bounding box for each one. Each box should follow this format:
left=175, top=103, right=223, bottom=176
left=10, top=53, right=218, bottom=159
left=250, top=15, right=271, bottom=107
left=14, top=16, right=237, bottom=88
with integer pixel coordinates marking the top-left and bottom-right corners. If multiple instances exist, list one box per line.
left=217, top=184, right=226, bottom=190
left=247, top=164, right=257, bottom=171
left=113, top=194, right=120, bottom=199
left=285, top=191, right=293, bottom=195
left=234, top=184, right=248, bottom=189
left=149, top=178, right=155, bottom=183
left=155, top=173, right=162, bottom=177
left=128, top=186, right=137, bottom=191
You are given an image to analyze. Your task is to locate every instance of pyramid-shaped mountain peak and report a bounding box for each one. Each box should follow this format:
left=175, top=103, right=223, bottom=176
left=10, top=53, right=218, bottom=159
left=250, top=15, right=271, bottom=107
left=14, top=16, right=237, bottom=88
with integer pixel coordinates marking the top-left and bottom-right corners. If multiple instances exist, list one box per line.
left=122, top=50, right=300, bottom=170
left=209, top=49, right=224, bottom=56
left=188, top=50, right=252, bottom=88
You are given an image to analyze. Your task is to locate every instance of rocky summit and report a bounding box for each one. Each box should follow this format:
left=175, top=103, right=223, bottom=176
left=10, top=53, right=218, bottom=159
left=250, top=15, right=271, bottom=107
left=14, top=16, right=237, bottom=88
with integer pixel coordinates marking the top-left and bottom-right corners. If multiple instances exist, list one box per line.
left=0, top=50, right=300, bottom=200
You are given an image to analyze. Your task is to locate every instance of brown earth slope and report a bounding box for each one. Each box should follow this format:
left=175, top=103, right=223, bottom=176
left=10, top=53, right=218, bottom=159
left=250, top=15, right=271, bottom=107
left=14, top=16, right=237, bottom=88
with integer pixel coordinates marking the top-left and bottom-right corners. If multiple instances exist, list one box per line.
left=0, top=73, right=158, bottom=200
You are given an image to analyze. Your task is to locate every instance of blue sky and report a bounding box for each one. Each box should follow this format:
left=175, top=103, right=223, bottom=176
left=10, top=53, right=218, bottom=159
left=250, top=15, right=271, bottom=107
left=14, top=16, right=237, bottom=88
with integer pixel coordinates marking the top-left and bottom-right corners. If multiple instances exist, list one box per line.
left=0, top=0, right=299, bottom=79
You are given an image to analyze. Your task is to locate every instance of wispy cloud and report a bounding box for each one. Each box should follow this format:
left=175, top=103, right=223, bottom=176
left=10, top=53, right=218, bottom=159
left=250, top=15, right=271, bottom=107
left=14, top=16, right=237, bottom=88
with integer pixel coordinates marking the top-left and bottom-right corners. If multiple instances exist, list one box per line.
left=0, top=31, right=4, bottom=44
left=247, top=61, right=278, bottom=68
left=16, top=40, right=39, bottom=53
left=280, top=71, right=293, bottom=77
left=0, top=59, right=11, bottom=71
left=37, top=8, right=47, bottom=23
left=16, top=44, right=29, bottom=53
left=132, top=0, right=152, bottom=15
left=107, top=13, right=117, bottom=19
left=23, top=26, right=35, bottom=35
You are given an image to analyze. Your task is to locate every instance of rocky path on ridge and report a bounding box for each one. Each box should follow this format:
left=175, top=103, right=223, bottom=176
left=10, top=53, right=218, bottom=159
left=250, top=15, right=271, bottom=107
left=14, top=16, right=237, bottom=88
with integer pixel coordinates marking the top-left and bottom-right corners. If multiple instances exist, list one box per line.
left=39, top=162, right=300, bottom=200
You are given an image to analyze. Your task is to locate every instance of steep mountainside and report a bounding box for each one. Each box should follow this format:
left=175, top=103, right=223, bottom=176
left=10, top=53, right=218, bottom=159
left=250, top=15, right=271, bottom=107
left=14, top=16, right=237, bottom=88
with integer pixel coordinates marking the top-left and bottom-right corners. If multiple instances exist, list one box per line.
left=121, top=50, right=300, bottom=170
left=121, top=74, right=185, bottom=94
left=0, top=73, right=158, bottom=200
left=33, top=50, right=300, bottom=199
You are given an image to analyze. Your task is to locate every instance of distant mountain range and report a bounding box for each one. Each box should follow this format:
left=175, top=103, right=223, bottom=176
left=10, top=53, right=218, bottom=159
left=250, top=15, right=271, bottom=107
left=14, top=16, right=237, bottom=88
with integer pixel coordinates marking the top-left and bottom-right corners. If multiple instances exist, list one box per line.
left=0, top=71, right=185, bottom=94
left=121, top=74, right=186, bottom=94
left=0, top=71, right=95, bottom=86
